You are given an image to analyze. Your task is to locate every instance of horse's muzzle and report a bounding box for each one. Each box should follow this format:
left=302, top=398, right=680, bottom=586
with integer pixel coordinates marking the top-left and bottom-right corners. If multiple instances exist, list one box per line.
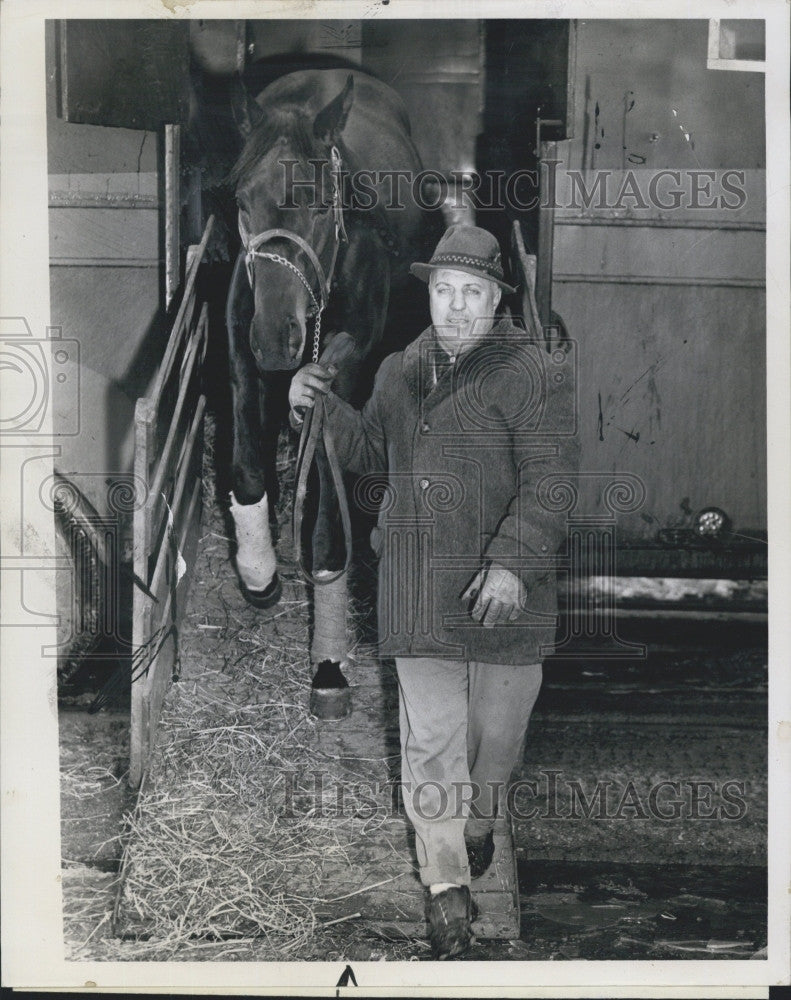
left=250, top=315, right=306, bottom=374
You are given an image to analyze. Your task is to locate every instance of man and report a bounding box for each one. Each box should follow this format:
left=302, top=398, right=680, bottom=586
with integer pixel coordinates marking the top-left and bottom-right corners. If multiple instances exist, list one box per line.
left=290, top=225, right=578, bottom=959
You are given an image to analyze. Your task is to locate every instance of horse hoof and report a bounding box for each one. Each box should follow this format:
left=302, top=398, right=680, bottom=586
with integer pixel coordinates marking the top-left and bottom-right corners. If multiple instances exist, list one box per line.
left=310, top=660, right=352, bottom=720
left=309, top=686, right=352, bottom=720
left=240, top=573, right=282, bottom=609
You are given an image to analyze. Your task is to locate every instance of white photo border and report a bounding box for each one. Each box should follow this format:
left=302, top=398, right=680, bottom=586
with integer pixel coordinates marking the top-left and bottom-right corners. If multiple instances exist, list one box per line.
left=1, top=0, right=788, bottom=993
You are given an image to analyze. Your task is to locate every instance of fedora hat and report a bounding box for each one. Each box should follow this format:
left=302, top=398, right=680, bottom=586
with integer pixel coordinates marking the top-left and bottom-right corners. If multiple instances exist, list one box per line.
left=410, top=224, right=517, bottom=294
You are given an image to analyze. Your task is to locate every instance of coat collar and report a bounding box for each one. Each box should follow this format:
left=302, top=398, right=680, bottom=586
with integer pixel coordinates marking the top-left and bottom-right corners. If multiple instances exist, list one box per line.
left=401, top=317, right=524, bottom=409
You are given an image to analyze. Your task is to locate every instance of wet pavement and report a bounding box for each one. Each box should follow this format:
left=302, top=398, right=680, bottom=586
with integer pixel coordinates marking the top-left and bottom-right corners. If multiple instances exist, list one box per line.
left=513, top=860, right=765, bottom=960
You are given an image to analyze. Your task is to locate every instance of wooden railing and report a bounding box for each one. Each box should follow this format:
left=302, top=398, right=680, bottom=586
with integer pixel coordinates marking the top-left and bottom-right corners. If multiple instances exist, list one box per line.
left=130, top=217, right=213, bottom=788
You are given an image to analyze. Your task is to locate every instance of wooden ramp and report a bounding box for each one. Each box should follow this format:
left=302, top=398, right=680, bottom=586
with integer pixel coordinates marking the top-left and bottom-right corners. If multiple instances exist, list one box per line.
left=307, top=814, right=519, bottom=942
left=470, top=817, right=520, bottom=939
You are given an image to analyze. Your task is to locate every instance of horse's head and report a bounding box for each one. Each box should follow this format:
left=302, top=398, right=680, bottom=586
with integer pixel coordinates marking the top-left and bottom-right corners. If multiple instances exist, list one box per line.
left=230, top=76, right=354, bottom=373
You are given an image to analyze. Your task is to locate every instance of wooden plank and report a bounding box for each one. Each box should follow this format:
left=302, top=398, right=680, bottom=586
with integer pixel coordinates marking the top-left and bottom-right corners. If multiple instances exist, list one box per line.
left=141, top=590, right=177, bottom=766
left=134, top=406, right=205, bottom=765
left=536, top=141, right=558, bottom=328
left=49, top=207, right=160, bottom=262
left=470, top=817, right=520, bottom=939
left=130, top=600, right=153, bottom=787
left=49, top=172, right=158, bottom=209
left=556, top=216, right=765, bottom=232
left=553, top=221, right=765, bottom=280
left=59, top=20, right=190, bottom=131
left=603, top=608, right=767, bottom=624
left=130, top=396, right=155, bottom=788
left=164, top=125, right=181, bottom=310
left=311, top=816, right=520, bottom=941
left=136, top=446, right=202, bottom=766
left=152, top=220, right=214, bottom=402
left=148, top=304, right=208, bottom=530
left=144, top=476, right=203, bottom=763
left=511, top=219, right=543, bottom=339
left=147, top=396, right=207, bottom=601
left=147, top=300, right=204, bottom=465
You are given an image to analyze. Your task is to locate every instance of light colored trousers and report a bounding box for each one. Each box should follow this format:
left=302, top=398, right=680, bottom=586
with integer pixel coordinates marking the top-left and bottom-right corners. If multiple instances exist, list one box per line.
left=395, top=656, right=543, bottom=887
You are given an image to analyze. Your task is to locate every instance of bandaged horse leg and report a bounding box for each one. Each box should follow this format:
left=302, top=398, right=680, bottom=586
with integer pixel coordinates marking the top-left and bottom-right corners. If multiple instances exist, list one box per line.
left=229, top=491, right=281, bottom=608
left=309, top=570, right=351, bottom=719
left=227, top=266, right=283, bottom=606
left=304, top=430, right=353, bottom=718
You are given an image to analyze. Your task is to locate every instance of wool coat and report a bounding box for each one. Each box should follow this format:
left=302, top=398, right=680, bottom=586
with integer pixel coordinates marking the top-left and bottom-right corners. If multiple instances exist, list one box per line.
left=323, top=318, right=579, bottom=663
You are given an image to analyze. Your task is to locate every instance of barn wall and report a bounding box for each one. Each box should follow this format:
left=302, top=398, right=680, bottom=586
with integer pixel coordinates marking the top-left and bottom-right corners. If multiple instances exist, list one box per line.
left=247, top=19, right=363, bottom=66
left=566, top=19, right=765, bottom=171
left=46, top=22, right=166, bottom=493
left=361, top=20, right=483, bottom=176
left=551, top=19, right=766, bottom=545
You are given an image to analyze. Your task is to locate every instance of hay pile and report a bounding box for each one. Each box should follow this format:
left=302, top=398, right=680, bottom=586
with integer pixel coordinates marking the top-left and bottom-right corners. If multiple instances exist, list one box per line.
left=105, top=420, right=398, bottom=960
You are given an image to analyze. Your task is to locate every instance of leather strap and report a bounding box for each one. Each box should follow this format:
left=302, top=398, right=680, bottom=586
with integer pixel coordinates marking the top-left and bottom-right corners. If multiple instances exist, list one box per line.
left=292, top=332, right=358, bottom=586
left=292, top=393, right=353, bottom=586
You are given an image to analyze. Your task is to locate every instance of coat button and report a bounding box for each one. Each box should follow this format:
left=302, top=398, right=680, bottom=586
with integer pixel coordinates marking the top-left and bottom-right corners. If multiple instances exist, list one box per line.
left=421, top=422, right=430, bottom=433
left=419, top=478, right=430, bottom=490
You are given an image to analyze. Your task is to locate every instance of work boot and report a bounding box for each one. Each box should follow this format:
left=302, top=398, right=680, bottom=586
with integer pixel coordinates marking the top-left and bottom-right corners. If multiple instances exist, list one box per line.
left=466, top=829, right=495, bottom=879
left=426, top=885, right=475, bottom=960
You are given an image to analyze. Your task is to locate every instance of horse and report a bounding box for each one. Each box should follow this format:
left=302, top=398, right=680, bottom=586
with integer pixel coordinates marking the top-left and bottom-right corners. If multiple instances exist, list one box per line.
left=224, top=68, right=435, bottom=717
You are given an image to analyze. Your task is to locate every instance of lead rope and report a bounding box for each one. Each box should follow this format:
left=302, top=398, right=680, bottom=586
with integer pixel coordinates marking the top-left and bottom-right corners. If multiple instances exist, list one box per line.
left=293, top=390, right=353, bottom=586
left=292, top=329, right=359, bottom=587
left=312, top=145, right=347, bottom=362
left=293, top=149, right=351, bottom=584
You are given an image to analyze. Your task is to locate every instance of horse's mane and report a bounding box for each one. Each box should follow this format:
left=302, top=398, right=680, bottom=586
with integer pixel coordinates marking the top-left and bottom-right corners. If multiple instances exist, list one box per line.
left=228, top=105, right=321, bottom=187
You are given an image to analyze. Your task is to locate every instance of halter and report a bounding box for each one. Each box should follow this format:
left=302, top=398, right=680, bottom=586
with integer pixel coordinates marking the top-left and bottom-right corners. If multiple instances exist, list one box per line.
left=238, top=145, right=348, bottom=363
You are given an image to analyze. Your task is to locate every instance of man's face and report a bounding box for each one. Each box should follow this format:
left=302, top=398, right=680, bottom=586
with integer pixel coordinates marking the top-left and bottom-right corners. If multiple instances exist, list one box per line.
left=429, top=268, right=501, bottom=355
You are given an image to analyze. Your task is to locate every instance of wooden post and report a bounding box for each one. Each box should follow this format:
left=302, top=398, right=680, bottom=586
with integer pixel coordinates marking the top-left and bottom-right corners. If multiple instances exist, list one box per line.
left=536, top=140, right=558, bottom=335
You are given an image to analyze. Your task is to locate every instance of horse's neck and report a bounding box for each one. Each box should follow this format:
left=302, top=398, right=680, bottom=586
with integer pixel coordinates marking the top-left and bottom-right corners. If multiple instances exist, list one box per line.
left=350, top=207, right=403, bottom=258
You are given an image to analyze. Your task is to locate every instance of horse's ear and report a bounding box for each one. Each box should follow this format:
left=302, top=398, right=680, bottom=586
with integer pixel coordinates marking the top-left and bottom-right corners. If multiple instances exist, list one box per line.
left=230, top=75, right=264, bottom=139
left=313, top=75, right=354, bottom=144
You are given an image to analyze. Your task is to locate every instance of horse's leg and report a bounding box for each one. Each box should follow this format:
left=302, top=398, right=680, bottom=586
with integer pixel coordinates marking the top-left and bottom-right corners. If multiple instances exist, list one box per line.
left=227, top=250, right=281, bottom=608
left=307, top=373, right=357, bottom=719
left=309, top=244, right=391, bottom=718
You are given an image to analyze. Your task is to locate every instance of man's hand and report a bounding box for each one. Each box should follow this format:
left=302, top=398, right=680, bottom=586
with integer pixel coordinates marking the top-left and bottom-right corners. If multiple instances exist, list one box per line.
left=461, top=563, right=526, bottom=627
left=288, top=362, right=338, bottom=414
